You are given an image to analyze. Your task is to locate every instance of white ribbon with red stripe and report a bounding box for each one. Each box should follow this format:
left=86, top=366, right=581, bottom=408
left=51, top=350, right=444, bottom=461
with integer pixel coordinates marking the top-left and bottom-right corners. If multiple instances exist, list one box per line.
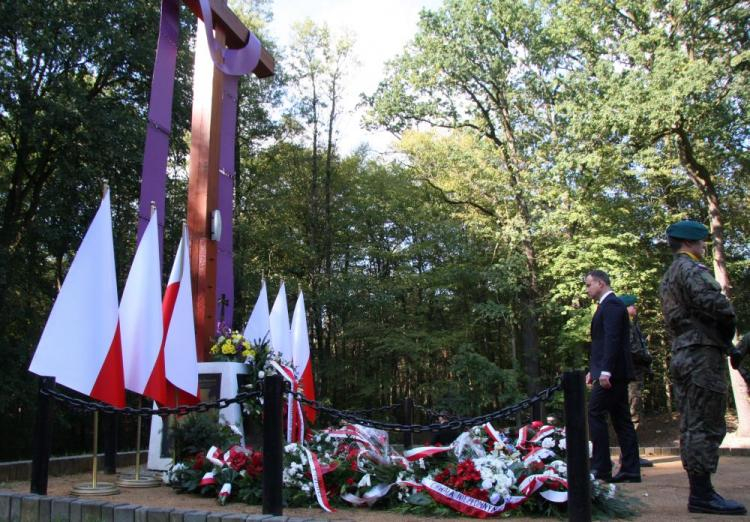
left=518, top=473, right=568, bottom=503
left=303, top=447, right=335, bottom=513
left=523, top=447, right=555, bottom=464
left=403, top=445, right=454, bottom=461
left=420, top=478, right=513, bottom=518
left=218, top=482, right=232, bottom=503
left=530, top=425, right=556, bottom=443
left=206, top=446, right=225, bottom=467
left=269, top=360, right=305, bottom=443
left=199, top=471, right=216, bottom=487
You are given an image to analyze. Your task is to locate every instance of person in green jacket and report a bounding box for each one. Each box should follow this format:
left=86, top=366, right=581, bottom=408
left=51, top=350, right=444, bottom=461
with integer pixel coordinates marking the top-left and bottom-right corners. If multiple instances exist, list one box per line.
left=619, top=294, right=654, bottom=468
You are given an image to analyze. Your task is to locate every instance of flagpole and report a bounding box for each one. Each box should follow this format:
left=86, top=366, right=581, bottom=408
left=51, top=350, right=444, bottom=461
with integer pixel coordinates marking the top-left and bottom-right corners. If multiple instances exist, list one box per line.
left=92, top=410, right=99, bottom=488
left=135, top=397, right=142, bottom=480
left=71, top=410, right=119, bottom=496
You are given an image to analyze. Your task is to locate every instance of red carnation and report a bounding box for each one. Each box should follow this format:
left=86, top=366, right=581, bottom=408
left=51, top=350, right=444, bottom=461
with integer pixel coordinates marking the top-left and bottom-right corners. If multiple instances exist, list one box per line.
left=228, top=451, right=248, bottom=471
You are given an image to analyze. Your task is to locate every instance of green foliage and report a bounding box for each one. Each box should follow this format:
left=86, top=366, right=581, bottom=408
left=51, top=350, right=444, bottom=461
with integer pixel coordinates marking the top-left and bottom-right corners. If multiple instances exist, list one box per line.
left=170, top=412, right=240, bottom=461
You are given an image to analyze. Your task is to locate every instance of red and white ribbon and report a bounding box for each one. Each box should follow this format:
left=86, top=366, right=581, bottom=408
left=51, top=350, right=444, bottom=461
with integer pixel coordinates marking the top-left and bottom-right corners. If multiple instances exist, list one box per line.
left=199, top=471, right=216, bottom=487
left=303, top=447, right=335, bottom=513
left=206, top=446, right=225, bottom=467
left=218, top=482, right=232, bottom=503
left=530, top=425, right=556, bottom=443
left=483, top=423, right=503, bottom=446
left=269, top=360, right=305, bottom=443
left=403, top=445, right=453, bottom=461
left=518, top=474, right=568, bottom=503
left=523, top=447, right=555, bottom=464
left=516, top=425, right=531, bottom=447
left=421, top=478, right=509, bottom=518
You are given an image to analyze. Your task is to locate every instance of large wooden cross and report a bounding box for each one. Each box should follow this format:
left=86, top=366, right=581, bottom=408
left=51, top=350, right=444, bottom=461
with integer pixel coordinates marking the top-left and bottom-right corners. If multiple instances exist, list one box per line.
left=137, top=0, right=274, bottom=360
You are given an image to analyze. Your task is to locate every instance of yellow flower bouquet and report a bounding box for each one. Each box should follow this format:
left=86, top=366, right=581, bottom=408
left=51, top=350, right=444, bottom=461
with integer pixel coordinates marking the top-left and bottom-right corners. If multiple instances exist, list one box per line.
left=209, top=327, right=256, bottom=362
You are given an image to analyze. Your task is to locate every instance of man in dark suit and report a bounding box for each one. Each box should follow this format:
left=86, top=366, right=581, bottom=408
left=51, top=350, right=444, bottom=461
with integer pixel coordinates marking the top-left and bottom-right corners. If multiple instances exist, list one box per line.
left=584, top=269, right=641, bottom=483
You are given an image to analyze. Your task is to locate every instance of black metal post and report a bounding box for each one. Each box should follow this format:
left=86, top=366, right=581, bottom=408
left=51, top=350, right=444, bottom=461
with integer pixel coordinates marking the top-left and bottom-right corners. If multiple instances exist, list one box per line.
left=563, top=370, right=591, bottom=522
left=30, top=377, right=55, bottom=494
left=403, top=397, right=414, bottom=449
left=102, top=412, right=118, bottom=474
left=262, top=374, right=283, bottom=516
left=532, top=400, right=543, bottom=422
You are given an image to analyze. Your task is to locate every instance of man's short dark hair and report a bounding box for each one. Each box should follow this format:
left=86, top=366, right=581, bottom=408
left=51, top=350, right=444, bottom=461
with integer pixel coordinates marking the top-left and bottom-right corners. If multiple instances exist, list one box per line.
left=586, top=269, right=611, bottom=286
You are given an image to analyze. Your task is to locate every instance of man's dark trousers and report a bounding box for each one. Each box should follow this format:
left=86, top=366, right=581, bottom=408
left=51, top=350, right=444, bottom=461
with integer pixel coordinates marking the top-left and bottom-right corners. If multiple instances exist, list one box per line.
left=589, top=379, right=640, bottom=476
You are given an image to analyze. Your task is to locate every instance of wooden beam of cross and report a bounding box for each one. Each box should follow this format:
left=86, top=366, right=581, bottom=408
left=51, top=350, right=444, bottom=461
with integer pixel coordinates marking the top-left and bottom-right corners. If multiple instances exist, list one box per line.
left=136, top=0, right=274, bottom=361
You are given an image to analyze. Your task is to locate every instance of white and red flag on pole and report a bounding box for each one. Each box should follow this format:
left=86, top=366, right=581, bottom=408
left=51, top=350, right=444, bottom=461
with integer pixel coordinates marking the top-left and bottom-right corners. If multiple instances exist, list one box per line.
left=291, top=291, right=316, bottom=424
left=143, top=223, right=199, bottom=406
left=243, top=279, right=270, bottom=347
left=269, top=282, right=292, bottom=362
left=120, top=208, right=163, bottom=397
left=29, top=190, right=125, bottom=407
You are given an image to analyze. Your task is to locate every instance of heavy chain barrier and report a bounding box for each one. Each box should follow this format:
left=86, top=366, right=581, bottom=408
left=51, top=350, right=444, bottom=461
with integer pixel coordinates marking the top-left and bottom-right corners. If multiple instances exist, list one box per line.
left=288, top=378, right=562, bottom=433
left=38, top=375, right=561, bottom=433
left=40, top=386, right=263, bottom=417
left=348, top=402, right=404, bottom=416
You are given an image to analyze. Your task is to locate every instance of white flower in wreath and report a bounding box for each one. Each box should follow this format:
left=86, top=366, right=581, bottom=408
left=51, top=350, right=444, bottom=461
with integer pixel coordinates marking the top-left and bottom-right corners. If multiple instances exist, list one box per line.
left=490, top=492, right=502, bottom=505
left=558, top=437, right=567, bottom=450
left=541, top=437, right=555, bottom=449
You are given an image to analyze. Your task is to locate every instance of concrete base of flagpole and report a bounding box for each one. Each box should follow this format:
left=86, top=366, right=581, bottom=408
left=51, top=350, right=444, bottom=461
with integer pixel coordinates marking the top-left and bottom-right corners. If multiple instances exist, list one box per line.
left=71, top=482, right=120, bottom=496
left=117, top=474, right=161, bottom=488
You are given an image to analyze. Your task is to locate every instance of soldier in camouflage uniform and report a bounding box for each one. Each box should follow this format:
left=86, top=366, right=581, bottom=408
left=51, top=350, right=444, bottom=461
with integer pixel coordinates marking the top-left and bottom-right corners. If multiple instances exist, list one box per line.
left=659, top=219, right=746, bottom=515
left=620, top=294, right=654, bottom=467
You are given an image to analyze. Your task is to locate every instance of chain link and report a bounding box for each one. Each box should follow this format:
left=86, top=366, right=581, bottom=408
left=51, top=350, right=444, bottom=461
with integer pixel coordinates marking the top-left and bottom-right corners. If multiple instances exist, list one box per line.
left=288, top=378, right=562, bottom=433
left=40, top=376, right=562, bottom=434
left=41, top=386, right=263, bottom=416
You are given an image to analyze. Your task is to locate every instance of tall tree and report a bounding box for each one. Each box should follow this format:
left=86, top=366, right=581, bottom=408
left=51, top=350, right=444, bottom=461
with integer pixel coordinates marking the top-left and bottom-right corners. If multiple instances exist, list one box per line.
left=366, top=0, right=575, bottom=398
left=284, top=20, right=356, bottom=361
left=553, top=0, right=750, bottom=432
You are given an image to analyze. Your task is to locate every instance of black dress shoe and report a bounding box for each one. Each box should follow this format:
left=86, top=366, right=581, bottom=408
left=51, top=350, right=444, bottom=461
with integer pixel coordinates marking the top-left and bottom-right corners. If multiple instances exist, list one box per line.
left=611, top=471, right=641, bottom=483
left=591, top=470, right=612, bottom=482
left=689, top=491, right=747, bottom=515
left=639, top=457, right=654, bottom=467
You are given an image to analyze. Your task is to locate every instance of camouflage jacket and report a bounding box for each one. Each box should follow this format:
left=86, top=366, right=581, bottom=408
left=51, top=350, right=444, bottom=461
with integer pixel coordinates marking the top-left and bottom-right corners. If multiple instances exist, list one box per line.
left=629, top=318, right=652, bottom=368
left=659, top=253, right=736, bottom=351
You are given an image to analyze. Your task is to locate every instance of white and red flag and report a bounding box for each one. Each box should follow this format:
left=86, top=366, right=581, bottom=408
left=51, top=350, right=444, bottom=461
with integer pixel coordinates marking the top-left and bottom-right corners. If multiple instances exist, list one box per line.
left=143, top=223, right=199, bottom=406
left=243, top=279, right=270, bottom=347
left=120, top=209, right=163, bottom=397
left=291, top=291, right=316, bottom=424
left=269, top=282, right=292, bottom=362
left=29, top=190, right=125, bottom=407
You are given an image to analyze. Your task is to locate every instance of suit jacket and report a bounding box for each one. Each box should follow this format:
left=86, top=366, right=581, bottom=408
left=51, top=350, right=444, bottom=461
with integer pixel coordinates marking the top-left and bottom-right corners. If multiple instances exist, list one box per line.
left=589, top=293, right=635, bottom=381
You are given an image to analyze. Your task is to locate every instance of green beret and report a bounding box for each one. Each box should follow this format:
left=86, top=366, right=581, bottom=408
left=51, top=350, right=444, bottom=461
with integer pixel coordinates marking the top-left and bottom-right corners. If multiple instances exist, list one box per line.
left=620, top=294, right=637, bottom=307
left=666, top=220, right=709, bottom=240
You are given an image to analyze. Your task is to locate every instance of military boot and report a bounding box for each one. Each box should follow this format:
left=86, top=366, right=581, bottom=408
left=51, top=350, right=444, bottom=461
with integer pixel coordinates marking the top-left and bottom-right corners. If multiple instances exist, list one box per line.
left=688, top=473, right=747, bottom=515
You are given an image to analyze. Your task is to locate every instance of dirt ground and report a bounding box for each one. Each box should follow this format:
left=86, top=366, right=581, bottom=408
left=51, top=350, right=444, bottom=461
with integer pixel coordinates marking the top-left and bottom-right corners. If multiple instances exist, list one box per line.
left=4, top=455, right=750, bottom=521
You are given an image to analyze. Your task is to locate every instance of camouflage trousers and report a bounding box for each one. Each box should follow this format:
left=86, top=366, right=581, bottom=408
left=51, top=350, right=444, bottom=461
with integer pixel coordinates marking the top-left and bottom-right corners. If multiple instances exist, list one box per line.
left=628, top=374, right=645, bottom=431
left=670, top=345, right=727, bottom=474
